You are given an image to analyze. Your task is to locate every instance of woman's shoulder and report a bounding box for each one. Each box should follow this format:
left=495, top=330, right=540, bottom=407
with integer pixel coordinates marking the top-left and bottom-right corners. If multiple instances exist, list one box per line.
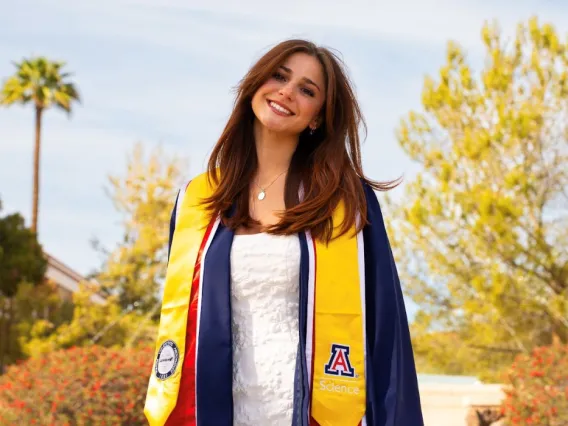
left=359, top=179, right=387, bottom=222
left=177, top=171, right=217, bottom=198
left=172, top=172, right=214, bottom=218
left=184, top=171, right=208, bottom=190
left=360, top=179, right=378, bottom=204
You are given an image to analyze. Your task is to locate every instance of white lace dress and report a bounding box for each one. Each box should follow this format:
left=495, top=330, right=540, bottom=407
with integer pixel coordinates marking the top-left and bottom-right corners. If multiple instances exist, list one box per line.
left=230, top=233, right=301, bottom=426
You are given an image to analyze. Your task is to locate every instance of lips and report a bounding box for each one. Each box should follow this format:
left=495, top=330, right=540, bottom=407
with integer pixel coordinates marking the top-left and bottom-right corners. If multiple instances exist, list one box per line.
left=267, top=99, right=294, bottom=116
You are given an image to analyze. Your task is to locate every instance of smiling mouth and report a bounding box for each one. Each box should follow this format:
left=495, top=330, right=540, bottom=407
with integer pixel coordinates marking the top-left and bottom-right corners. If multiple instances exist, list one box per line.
left=267, top=100, right=294, bottom=116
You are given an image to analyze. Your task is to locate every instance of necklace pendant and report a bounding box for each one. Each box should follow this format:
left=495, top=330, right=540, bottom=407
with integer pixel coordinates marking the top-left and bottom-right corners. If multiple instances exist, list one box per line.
left=257, top=191, right=266, bottom=201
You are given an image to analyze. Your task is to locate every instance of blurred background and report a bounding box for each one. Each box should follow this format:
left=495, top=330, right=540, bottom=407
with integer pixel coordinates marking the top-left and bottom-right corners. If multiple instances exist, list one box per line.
left=0, top=1, right=567, bottom=425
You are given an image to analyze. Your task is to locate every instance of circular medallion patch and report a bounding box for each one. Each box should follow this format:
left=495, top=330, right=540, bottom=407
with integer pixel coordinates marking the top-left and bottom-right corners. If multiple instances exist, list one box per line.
left=155, top=340, right=179, bottom=380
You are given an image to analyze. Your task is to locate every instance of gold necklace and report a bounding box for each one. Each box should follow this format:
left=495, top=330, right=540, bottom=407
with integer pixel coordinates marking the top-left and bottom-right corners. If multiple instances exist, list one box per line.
left=254, top=170, right=287, bottom=201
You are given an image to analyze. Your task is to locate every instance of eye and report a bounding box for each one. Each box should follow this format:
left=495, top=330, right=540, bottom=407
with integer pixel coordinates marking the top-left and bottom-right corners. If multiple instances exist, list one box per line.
left=272, top=72, right=286, bottom=82
left=301, top=87, right=315, bottom=97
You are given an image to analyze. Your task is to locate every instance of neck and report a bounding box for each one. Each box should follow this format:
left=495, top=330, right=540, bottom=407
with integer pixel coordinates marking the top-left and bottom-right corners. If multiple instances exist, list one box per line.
left=253, top=120, right=298, bottom=184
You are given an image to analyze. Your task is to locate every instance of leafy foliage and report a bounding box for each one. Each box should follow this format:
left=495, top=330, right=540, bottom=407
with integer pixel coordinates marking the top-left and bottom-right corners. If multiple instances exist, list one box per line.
left=501, top=343, right=568, bottom=425
left=410, top=327, right=514, bottom=381
left=94, top=143, right=186, bottom=314
left=0, top=346, right=153, bottom=425
left=388, top=17, right=568, bottom=378
left=0, top=202, right=47, bottom=370
left=0, top=281, right=72, bottom=369
left=19, top=282, right=156, bottom=356
left=1, top=56, right=81, bottom=232
left=12, top=143, right=184, bottom=356
left=0, top=205, right=46, bottom=298
left=0, top=57, right=80, bottom=112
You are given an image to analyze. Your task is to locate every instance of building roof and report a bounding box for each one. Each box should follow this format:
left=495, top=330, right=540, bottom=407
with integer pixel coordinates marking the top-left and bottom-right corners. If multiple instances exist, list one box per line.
left=45, top=253, right=105, bottom=304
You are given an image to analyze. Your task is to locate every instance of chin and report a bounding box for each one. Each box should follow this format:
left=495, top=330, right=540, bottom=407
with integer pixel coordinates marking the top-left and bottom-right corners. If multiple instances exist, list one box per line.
left=256, top=118, right=295, bottom=136
left=254, top=112, right=297, bottom=136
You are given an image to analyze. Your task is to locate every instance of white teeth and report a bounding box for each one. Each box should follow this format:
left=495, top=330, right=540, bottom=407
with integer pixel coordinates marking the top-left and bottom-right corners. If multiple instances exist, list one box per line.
left=269, top=101, right=292, bottom=115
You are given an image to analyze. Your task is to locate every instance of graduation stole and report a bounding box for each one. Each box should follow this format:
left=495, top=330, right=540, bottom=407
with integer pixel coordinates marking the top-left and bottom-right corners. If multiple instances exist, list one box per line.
left=145, top=173, right=367, bottom=425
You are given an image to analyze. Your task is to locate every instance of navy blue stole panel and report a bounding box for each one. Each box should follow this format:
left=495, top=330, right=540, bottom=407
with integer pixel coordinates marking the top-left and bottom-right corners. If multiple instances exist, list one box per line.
left=195, top=223, right=234, bottom=426
left=363, top=184, right=424, bottom=426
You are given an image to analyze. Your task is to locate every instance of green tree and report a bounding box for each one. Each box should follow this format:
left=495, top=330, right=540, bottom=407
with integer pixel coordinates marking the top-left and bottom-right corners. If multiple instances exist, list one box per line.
left=1, top=280, right=72, bottom=367
left=20, top=282, right=156, bottom=356
left=0, top=57, right=80, bottom=233
left=94, top=143, right=186, bottom=315
left=17, top=144, right=186, bottom=354
left=389, top=17, right=568, bottom=379
left=0, top=200, right=46, bottom=371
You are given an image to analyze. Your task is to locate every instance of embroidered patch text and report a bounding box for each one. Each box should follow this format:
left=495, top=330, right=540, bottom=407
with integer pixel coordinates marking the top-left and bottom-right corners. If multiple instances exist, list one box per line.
left=324, top=343, right=355, bottom=377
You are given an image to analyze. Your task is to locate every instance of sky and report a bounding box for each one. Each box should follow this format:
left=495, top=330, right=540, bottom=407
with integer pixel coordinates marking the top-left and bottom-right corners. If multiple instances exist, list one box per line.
left=0, top=0, right=567, bottom=284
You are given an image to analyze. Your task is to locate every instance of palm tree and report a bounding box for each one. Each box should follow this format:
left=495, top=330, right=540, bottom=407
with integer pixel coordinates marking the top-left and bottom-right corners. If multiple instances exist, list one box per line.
left=0, top=57, right=80, bottom=233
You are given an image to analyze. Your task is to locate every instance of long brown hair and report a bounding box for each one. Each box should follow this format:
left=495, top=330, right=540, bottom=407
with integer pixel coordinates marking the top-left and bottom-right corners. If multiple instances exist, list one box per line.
left=203, top=39, right=399, bottom=242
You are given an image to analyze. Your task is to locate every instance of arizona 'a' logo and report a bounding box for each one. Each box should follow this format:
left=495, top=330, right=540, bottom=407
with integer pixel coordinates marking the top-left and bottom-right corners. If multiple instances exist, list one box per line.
left=324, top=344, right=355, bottom=377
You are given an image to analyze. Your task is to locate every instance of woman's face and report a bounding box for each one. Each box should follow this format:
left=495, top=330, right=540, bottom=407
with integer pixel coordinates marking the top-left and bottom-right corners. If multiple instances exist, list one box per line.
left=251, top=52, right=326, bottom=136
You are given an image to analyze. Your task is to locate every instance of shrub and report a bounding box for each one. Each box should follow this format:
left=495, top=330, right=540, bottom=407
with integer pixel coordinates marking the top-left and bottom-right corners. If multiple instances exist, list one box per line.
left=501, top=343, right=568, bottom=425
left=0, top=345, right=153, bottom=425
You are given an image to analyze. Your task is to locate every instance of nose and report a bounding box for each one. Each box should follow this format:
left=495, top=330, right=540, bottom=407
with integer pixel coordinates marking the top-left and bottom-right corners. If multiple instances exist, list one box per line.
left=278, top=82, right=294, bottom=100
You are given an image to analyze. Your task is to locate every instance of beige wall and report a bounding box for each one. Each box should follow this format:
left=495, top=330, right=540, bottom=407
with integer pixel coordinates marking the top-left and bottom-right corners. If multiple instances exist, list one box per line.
left=419, top=383, right=505, bottom=426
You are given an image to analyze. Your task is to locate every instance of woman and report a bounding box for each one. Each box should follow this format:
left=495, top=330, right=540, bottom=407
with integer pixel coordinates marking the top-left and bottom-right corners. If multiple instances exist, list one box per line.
left=145, top=39, right=423, bottom=426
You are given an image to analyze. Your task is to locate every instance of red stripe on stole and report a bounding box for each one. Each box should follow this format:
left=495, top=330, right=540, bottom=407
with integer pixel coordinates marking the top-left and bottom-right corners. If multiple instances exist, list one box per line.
left=165, top=219, right=216, bottom=426
left=309, top=237, right=318, bottom=425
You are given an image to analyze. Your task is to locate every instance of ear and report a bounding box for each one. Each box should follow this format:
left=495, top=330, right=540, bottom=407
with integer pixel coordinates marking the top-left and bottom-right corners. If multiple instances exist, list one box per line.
left=309, top=116, right=321, bottom=131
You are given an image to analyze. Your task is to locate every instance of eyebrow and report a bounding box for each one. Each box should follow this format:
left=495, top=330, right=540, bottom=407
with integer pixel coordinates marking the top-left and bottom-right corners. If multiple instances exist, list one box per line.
left=279, top=65, right=321, bottom=92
